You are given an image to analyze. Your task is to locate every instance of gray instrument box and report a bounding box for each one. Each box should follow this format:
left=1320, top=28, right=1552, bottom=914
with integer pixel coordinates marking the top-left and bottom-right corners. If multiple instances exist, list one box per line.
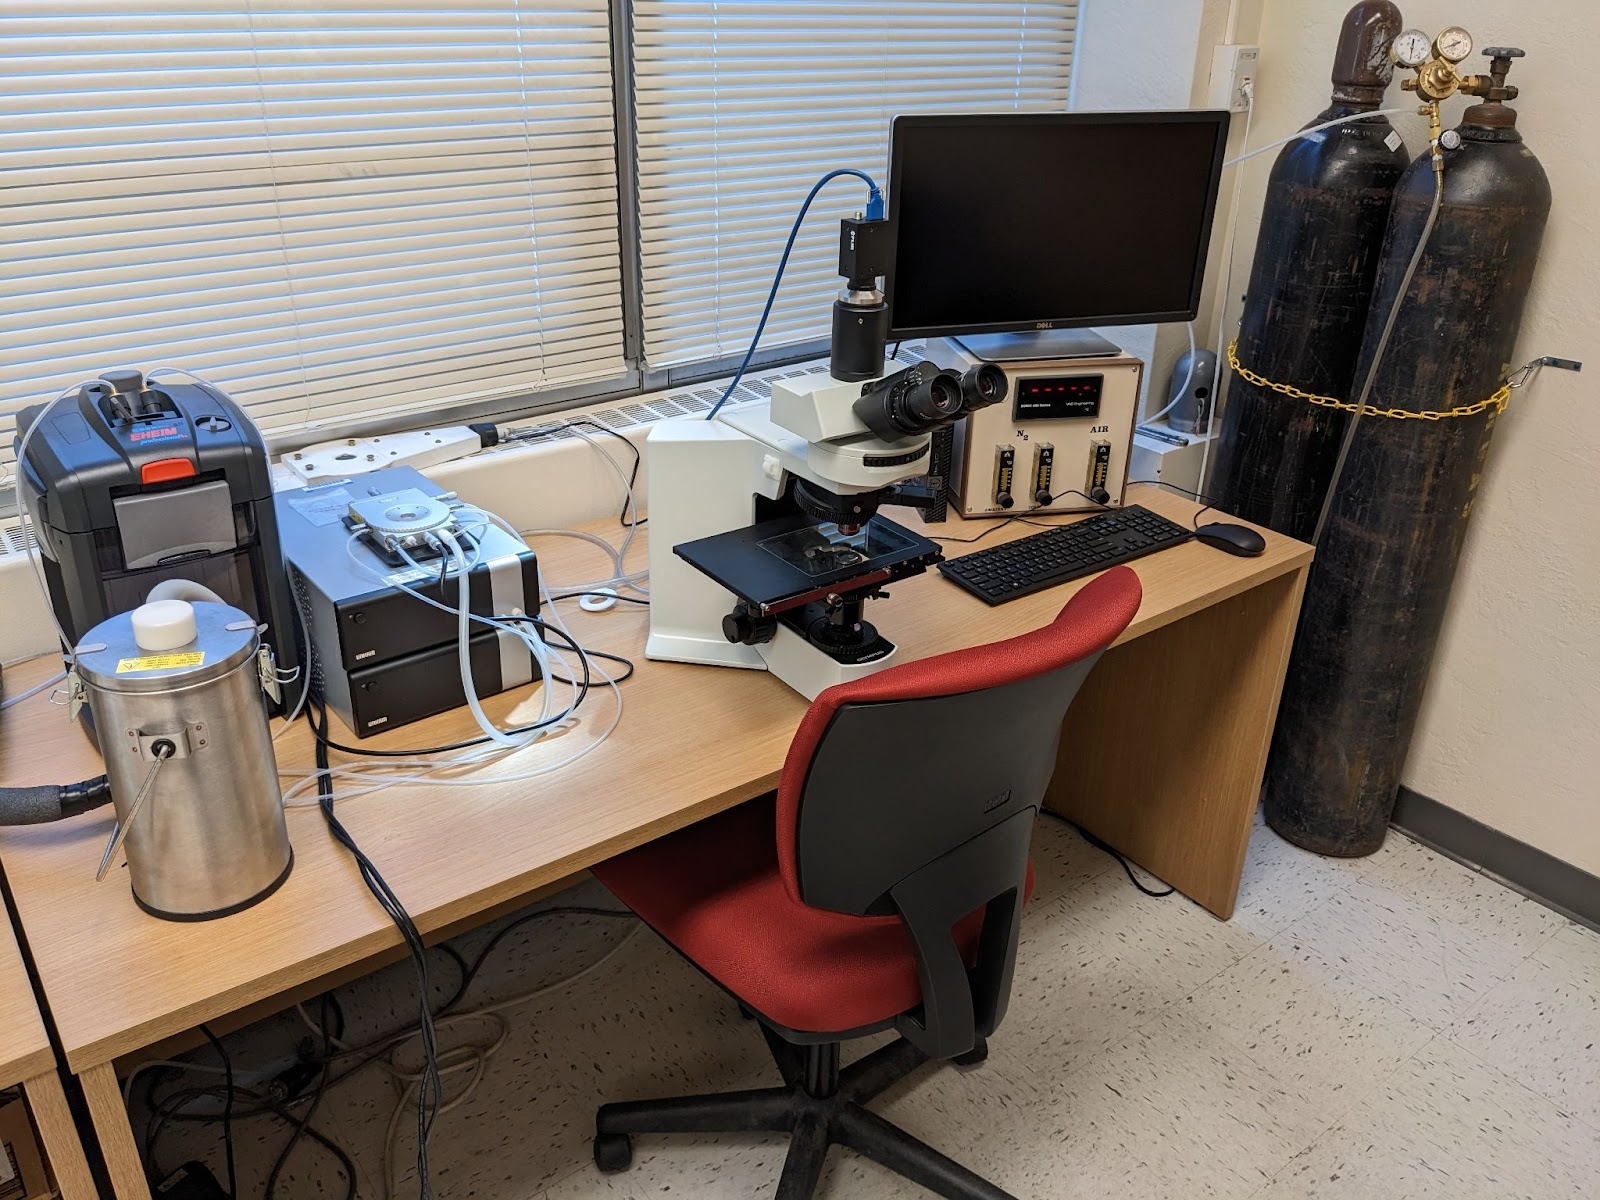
left=277, top=466, right=540, bottom=738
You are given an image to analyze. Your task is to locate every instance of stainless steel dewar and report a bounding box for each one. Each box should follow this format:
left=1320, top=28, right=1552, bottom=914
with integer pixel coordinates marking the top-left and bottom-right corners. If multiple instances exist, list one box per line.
left=73, top=599, right=292, bottom=920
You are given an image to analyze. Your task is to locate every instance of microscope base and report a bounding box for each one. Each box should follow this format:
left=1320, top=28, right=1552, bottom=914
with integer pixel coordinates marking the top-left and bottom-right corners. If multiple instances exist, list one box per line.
left=757, top=623, right=899, bottom=701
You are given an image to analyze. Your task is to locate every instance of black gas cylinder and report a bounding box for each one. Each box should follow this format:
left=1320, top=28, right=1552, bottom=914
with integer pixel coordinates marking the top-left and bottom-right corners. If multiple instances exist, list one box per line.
left=1211, top=1, right=1409, bottom=541
left=1264, top=52, right=1552, bottom=855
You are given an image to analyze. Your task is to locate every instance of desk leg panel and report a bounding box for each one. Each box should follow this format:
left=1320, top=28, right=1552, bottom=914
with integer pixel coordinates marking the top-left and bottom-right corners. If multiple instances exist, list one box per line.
left=22, top=1069, right=98, bottom=1200
left=1047, top=566, right=1308, bottom=918
left=80, top=1063, right=152, bottom=1200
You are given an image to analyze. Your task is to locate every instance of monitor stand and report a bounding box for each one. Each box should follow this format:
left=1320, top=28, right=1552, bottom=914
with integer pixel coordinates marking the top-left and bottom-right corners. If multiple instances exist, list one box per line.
left=955, top=329, right=1122, bottom=362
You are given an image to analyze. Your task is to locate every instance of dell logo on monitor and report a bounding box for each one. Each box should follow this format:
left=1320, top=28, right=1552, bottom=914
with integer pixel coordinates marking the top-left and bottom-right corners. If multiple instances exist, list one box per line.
left=1035, top=321, right=1055, bottom=330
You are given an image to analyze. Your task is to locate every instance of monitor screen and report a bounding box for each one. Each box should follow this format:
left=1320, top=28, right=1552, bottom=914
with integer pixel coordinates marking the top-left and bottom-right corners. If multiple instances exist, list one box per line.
left=885, top=112, right=1230, bottom=339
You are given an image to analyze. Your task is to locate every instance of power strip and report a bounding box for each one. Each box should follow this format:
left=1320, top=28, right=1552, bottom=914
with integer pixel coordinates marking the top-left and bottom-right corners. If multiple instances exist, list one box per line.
left=154, top=1161, right=228, bottom=1198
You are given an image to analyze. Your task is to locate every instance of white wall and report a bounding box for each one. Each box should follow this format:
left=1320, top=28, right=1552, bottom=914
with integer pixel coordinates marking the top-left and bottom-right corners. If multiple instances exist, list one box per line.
left=1242, top=1, right=1600, bottom=872
left=1072, top=0, right=1257, bottom=414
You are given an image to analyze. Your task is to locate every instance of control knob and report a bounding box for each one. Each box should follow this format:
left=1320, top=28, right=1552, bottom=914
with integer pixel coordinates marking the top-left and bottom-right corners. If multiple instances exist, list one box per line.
left=722, top=603, right=777, bottom=646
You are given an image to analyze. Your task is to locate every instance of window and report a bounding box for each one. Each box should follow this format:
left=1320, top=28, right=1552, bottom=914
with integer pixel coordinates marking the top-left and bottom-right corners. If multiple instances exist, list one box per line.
left=0, top=1, right=624, bottom=472
left=631, top=1, right=1079, bottom=369
left=1, top=2, right=1080, bottom=473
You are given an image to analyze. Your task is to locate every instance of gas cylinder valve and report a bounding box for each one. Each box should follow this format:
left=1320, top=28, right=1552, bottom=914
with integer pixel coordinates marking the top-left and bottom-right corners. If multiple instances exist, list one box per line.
left=1459, top=47, right=1524, bottom=105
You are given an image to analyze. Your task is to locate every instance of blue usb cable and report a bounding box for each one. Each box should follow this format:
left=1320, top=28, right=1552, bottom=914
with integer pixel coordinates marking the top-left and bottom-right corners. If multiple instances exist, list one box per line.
left=704, top=168, right=885, bottom=420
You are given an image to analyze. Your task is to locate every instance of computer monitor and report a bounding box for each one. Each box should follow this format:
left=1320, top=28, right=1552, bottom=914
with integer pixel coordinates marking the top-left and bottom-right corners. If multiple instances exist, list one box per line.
left=885, top=112, right=1230, bottom=351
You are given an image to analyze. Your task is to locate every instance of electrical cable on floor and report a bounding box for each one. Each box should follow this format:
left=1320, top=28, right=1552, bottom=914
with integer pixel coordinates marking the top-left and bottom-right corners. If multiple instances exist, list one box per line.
left=263, top=993, right=340, bottom=1200
left=1039, top=809, right=1176, bottom=898
left=257, top=557, right=632, bottom=1191
left=369, top=920, right=643, bottom=1200
left=133, top=908, right=639, bottom=1198
left=310, top=694, right=444, bottom=1200
left=141, top=1080, right=357, bottom=1200
left=197, top=1026, right=237, bottom=1199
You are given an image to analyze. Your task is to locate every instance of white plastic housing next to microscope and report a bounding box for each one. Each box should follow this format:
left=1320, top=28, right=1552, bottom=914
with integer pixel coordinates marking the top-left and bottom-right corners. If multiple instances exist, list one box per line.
left=644, top=364, right=935, bottom=699
left=927, top=337, right=1143, bottom=517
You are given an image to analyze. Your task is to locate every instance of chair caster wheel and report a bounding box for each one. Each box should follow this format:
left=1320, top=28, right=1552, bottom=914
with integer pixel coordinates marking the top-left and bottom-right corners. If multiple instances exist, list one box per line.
left=953, top=1038, right=988, bottom=1067
left=594, top=1132, right=633, bottom=1173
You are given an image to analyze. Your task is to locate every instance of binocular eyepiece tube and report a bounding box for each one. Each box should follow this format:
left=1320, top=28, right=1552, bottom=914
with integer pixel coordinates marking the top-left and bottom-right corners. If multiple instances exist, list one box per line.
left=852, top=360, right=1008, bottom=441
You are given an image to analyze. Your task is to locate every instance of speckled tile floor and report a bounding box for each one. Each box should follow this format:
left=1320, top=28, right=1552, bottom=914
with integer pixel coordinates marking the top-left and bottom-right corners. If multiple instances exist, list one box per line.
left=138, top=814, right=1600, bottom=1199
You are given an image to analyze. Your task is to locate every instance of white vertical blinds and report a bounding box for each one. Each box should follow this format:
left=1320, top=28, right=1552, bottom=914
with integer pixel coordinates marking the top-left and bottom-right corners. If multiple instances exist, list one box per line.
left=0, top=1, right=625, bottom=471
left=631, top=1, right=1078, bottom=369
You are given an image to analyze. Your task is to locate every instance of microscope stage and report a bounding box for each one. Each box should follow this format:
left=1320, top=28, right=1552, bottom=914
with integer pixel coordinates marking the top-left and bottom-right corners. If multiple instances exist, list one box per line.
left=675, top=513, right=941, bottom=614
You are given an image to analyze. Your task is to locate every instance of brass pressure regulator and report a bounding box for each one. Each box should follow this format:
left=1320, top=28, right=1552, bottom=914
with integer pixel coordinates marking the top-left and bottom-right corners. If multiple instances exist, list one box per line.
left=1392, top=25, right=1521, bottom=104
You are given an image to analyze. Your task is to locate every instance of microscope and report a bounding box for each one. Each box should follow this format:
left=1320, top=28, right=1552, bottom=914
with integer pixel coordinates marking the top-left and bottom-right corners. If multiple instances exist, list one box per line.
left=646, top=216, right=1006, bottom=698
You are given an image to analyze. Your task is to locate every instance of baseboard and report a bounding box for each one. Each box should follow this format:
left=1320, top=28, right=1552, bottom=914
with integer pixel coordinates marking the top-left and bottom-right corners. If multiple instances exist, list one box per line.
left=1392, top=787, right=1600, bottom=933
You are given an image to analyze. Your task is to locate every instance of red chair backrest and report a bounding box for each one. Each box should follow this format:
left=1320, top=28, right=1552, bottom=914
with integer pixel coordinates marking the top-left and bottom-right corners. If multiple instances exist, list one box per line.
left=772, top=566, right=1142, bottom=1057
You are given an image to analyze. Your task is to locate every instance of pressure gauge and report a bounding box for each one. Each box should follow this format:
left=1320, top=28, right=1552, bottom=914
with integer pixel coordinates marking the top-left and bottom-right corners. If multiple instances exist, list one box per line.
left=1435, top=26, right=1474, bottom=63
left=1392, top=29, right=1432, bottom=68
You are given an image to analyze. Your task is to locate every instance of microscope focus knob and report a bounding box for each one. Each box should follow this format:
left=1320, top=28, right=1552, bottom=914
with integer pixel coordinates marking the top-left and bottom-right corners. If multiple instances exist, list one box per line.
left=722, top=604, right=776, bottom=646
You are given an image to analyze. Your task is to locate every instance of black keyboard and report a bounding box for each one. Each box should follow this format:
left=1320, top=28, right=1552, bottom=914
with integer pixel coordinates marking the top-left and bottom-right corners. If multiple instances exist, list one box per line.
left=939, top=505, right=1193, bottom=605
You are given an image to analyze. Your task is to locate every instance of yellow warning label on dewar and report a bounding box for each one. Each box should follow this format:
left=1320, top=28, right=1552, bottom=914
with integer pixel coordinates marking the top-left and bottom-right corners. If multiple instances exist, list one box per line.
left=115, top=651, right=205, bottom=673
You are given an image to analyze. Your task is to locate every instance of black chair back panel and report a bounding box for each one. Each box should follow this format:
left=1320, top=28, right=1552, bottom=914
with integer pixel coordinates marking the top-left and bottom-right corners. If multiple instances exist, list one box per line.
left=794, top=654, right=1099, bottom=917
left=890, top=808, right=1034, bottom=1058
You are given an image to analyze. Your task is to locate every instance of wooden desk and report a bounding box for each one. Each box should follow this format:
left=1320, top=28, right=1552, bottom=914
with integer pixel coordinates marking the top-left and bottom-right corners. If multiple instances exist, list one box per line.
left=0, top=892, right=97, bottom=1199
left=0, top=484, right=1310, bottom=1199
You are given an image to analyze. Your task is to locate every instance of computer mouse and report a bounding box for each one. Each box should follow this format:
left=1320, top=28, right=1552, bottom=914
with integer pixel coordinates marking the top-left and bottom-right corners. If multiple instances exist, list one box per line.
left=1194, top=521, right=1266, bottom=557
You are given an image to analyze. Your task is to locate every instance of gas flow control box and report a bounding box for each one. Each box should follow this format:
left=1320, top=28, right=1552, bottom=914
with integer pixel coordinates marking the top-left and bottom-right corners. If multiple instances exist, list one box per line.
left=931, top=338, right=1142, bottom=517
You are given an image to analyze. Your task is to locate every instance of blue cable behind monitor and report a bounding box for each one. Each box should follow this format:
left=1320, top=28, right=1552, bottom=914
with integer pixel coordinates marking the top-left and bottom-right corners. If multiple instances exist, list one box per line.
left=704, top=168, right=884, bottom=421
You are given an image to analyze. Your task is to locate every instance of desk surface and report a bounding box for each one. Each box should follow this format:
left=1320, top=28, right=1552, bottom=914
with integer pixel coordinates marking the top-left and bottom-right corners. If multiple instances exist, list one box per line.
left=0, top=485, right=1311, bottom=1071
left=0, top=910, right=54, bottom=1088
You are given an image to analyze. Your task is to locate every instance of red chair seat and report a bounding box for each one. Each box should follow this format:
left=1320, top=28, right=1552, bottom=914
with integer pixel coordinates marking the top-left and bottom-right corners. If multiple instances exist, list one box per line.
left=593, top=794, right=1034, bottom=1034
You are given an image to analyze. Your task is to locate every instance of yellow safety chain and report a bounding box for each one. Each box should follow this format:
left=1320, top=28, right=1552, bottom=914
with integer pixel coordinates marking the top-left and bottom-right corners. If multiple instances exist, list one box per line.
left=1227, top=338, right=1511, bottom=421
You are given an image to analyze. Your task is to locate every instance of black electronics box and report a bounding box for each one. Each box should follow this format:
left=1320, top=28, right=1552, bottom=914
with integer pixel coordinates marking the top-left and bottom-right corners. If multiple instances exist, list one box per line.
left=14, top=370, right=299, bottom=700
left=154, top=1162, right=229, bottom=1199
left=278, top=467, right=540, bottom=738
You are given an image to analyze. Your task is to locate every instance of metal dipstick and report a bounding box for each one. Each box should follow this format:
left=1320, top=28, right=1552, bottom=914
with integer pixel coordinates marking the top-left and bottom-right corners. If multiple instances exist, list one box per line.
left=95, top=741, right=174, bottom=882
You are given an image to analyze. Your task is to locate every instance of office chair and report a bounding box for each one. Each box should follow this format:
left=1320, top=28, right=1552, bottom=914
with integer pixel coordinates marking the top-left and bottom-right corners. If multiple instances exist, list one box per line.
left=589, top=566, right=1143, bottom=1199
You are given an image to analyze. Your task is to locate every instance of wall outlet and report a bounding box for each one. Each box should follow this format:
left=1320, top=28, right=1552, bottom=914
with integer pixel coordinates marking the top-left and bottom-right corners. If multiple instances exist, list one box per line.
left=1209, top=44, right=1259, bottom=113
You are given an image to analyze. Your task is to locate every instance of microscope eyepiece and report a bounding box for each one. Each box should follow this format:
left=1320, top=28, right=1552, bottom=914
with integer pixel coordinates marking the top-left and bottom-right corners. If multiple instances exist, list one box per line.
left=852, top=359, right=1008, bottom=441
left=853, top=361, right=967, bottom=440
left=906, top=371, right=963, bottom=426
left=958, top=363, right=1008, bottom=415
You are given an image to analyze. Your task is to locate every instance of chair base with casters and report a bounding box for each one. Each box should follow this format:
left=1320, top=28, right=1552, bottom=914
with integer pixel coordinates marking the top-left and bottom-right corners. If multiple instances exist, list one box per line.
left=588, top=568, right=1144, bottom=1200
left=595, top=1026, right=1012, bottom=1200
